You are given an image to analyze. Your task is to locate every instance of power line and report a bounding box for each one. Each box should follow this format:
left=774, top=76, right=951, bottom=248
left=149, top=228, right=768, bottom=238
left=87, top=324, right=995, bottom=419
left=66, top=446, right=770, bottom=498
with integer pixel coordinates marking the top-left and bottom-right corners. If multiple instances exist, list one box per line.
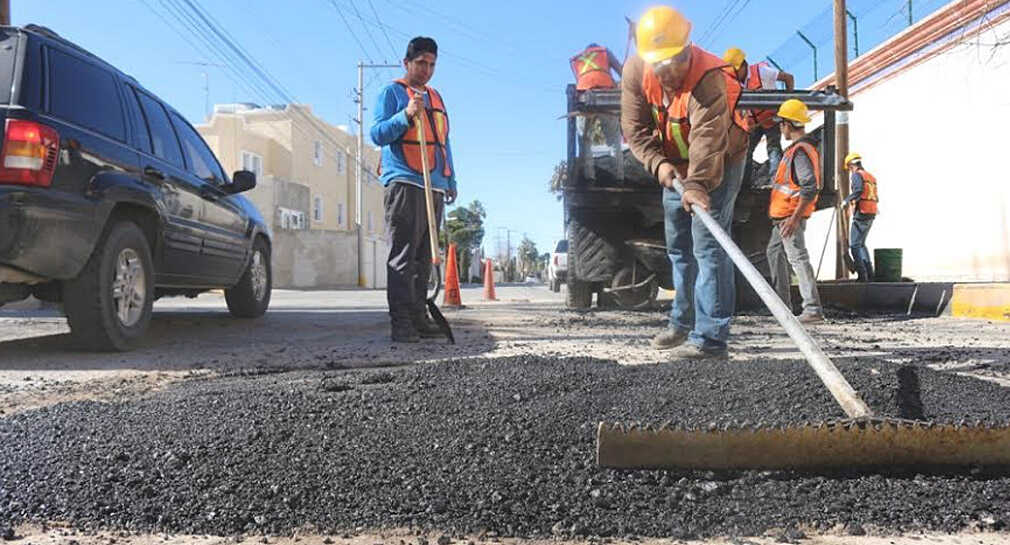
left=706, top=0, right=754, bottom=47
left=325, top=0, right=374, bottom=62
left=346, top=0, right=389, bottom=61
left=366, top=0, right=400, bottom=59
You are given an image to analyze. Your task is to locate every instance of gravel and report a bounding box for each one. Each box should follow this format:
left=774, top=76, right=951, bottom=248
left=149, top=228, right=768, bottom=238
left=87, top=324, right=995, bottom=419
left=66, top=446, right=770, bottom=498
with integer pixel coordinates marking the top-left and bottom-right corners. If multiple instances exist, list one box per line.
left=2, top=355, right=1010, bottom=539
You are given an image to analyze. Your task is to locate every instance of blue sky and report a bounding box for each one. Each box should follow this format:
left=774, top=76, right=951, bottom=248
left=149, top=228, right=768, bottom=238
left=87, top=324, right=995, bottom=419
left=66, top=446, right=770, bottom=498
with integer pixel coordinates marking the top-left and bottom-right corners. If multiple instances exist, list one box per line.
left=16, top=1, right=922, bottom=258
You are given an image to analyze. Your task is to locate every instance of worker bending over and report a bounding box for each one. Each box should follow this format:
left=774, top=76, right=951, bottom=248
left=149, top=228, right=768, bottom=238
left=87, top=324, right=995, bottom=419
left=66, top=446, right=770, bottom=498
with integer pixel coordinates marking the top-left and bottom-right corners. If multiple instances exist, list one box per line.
left=622, top=6, right=749, bottom=359
left=766, top=99, right=824, bottom=324
left=371, top=37, right=458, bottom=343
left=724, top=48, right=794, bottom=188
left=843, top=152, right=878, bottom=282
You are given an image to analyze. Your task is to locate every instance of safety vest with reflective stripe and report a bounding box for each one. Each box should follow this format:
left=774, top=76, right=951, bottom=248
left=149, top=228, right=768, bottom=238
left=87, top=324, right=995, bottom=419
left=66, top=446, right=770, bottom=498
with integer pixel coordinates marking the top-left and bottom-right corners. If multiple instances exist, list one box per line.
left=855, top=168, right=879, bottom=215
left=394, top=79, right=452, bottom=178
left=746, top=62, right=777, bottom=130
left=769, top=138, right=821, bottom=219
left=641, top=46, right=749, bottom=163
left=571, top=46, right=616, bottom=91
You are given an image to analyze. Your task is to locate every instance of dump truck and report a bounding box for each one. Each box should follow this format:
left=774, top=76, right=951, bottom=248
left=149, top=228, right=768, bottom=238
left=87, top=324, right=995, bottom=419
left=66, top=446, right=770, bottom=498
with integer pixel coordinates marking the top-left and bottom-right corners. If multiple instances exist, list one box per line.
left=561, top=85, right=849, bottom=310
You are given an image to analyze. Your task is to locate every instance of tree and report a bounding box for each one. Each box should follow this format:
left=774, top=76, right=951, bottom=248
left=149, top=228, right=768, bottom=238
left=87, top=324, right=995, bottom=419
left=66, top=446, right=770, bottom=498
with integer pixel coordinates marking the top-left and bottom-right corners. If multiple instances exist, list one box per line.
left=517, top=236, right=539, bottom=278
left=443, top=200, right=486, bottom=282
left=548, top=161, right=567, bottom=201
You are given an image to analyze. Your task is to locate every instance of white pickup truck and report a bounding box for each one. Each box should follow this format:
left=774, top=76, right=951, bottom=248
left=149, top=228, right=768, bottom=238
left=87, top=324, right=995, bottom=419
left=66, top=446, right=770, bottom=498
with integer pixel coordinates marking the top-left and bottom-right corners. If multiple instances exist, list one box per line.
left=548, top=239, right=568, bottom=293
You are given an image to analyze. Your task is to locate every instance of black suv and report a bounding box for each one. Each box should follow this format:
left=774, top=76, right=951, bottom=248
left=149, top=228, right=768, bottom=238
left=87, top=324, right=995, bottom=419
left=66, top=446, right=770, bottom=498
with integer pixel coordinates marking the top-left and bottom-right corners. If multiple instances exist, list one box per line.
left=0, top=25, right=272, bottom=350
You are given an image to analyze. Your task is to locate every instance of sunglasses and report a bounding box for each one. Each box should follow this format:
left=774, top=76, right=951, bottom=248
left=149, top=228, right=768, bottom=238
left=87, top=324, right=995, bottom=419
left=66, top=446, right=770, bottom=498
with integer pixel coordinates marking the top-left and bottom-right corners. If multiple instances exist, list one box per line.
left=652, top=43, right=692, bottom=70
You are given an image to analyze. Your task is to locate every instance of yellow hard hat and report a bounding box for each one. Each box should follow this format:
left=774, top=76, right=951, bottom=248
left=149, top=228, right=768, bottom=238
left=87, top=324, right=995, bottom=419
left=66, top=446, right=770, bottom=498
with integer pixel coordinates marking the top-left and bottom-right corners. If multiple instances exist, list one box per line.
left=844, top=152, right=862, bottom=167
left=723, top=47, right=746, bottom=70
left=776, top=99, right=812, bottom=124
left=636, top=6, right=692, bottom=64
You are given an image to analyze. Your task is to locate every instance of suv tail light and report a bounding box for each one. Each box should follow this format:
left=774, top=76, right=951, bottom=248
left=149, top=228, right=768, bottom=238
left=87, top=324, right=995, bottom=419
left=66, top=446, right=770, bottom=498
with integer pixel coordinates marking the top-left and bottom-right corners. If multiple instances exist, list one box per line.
left=554, top=255, right=559, bottom=266
left=0, top=119, right=60, bottom=187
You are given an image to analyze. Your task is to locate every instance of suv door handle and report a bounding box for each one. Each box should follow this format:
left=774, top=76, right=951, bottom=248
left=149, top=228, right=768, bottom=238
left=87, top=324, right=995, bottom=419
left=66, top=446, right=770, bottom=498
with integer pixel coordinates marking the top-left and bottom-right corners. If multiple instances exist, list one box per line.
left=144, top=166, right=165, bottom=180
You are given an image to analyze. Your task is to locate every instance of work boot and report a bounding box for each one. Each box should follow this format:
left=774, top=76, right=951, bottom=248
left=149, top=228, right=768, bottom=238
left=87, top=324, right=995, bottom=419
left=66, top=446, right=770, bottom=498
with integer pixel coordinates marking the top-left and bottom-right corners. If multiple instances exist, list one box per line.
left=668, top=343, right=728, bottom=360
left=391, top=316, right=420, bottom=343
left=651, top=328, right=690, bottom=350
left=412, top=312, right=444, bottom=339
left=797, top=311, right=825, bottom=324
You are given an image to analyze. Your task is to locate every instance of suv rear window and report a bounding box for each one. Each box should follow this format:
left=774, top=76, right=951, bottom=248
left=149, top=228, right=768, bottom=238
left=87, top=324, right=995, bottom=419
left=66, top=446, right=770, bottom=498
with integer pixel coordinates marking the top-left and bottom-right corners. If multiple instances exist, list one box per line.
left=555, top=240, right=568, bottom=253
left=48, top=48, right=125, bottom=141
left=0, top=30, right=17, bottom=104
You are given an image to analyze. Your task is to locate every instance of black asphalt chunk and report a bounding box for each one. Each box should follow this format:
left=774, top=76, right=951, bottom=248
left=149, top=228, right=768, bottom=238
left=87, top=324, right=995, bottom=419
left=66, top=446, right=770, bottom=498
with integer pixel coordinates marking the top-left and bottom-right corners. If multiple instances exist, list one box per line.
left=3, top=355, right=1010, bottom=539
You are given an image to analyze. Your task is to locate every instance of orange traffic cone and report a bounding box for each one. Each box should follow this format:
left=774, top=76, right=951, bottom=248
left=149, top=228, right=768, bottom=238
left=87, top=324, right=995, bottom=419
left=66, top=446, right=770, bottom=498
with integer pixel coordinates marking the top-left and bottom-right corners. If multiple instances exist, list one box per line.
left=443, top=243, right=463, bottom=307
left=483, top=258, right=497, bottom=301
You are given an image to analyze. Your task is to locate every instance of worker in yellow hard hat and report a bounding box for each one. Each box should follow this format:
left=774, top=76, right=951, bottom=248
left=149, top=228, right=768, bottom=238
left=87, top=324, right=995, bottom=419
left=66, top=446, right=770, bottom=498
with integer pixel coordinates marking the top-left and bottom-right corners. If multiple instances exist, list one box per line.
left=766, top=99, right=824, bottom=323
left=622, top=5, right=750, bottom=359
left=723, top=47, right=795, bottom=189
left=843, top=152, right=879, bottom=282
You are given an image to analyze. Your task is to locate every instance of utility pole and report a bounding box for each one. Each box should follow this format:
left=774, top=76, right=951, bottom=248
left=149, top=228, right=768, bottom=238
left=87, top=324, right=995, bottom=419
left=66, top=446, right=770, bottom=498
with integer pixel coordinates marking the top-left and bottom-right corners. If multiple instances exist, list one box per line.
left=834, top=0, right=851, bottom=280
left=0, top=0, right=9, bottom=26
left=354, top=61, right=399, bottom=287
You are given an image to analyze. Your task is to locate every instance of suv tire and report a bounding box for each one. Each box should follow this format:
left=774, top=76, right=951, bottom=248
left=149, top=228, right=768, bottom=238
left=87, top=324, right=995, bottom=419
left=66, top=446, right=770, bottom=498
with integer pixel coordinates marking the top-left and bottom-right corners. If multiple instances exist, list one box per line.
left=226, top=237, right=272, bottom=318
left=63, top=221, right=155, bottom=352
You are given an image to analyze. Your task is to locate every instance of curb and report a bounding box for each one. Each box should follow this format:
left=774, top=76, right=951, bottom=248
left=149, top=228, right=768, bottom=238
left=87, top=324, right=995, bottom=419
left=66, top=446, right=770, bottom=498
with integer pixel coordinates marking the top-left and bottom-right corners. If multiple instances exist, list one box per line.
left=950, top=283, right=1010, bottom=322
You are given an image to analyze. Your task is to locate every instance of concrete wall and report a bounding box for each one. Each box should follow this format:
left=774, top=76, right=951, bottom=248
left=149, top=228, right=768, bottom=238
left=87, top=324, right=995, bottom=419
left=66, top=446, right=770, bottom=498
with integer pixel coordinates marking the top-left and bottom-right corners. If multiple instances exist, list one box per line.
left=271, top=229, right=358, bottom=289
left=807, top=8, right=1010, bottom=282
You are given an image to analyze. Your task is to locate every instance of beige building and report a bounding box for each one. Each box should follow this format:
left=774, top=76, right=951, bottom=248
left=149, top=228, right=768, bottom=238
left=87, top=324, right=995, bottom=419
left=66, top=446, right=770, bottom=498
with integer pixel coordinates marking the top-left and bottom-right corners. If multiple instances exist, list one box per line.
left=198, top=103, right=388, bottom=288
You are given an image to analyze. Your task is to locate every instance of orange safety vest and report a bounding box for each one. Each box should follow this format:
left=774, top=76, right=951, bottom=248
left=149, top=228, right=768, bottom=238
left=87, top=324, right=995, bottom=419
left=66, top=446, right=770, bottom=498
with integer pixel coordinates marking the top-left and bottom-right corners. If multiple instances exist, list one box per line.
left=641, top=45, right=749, bottom=163
left=571, top=46, right=616, bottom=91
left=746, top=62, right=777, bottom=130
left=855, top=168, right=879, bottom=215
left=394, top=79, right=452, bottom=178
left=769, top=138, right=822, bottom=219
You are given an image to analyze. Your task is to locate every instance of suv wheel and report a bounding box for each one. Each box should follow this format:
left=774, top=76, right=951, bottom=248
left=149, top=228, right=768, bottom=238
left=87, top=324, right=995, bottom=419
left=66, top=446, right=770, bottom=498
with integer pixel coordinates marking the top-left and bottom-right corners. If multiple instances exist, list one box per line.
left=226, top=238, right=272, bottom=318
left=63, top=221, right=155, bottom=351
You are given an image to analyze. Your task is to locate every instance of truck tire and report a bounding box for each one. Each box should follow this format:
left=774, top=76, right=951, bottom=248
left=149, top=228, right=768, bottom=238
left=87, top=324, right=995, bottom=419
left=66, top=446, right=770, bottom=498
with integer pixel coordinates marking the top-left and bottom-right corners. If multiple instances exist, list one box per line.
left=63, top=221, right=155, bottom=352
left=566, top=220, right=594, bottom=309
left=226, top=237, right=272, bottom=318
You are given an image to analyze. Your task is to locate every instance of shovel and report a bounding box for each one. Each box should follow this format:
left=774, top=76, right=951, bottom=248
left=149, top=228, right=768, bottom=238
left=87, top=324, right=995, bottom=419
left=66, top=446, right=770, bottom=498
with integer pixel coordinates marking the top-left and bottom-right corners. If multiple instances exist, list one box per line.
left=596, top=179, right=1010, bottom=470
left=415, top=105, right=455, bottom=344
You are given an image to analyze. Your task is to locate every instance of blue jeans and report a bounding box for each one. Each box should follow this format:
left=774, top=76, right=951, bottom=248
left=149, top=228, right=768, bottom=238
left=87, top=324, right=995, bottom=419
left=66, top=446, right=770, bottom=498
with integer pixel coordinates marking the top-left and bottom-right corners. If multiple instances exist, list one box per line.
left=662, top=157, right=746, bottom=350
left=849, top=214, right=875, bottom=280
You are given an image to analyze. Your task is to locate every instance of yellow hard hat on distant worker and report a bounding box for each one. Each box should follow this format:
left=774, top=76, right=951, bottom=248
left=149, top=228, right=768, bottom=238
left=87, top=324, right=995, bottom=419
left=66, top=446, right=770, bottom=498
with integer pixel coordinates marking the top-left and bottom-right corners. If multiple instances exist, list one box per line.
left=844, top=152, right=862, bottom=167
left=776, top=99, right=812, bottom=124
left=636, top=6, right=692, bottom=64
left=723, top=47, right=746, bottom=70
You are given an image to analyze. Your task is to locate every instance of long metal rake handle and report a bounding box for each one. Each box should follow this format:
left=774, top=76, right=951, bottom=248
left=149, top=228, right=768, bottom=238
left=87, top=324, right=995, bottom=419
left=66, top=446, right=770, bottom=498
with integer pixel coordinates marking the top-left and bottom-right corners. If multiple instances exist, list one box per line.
left=674, top=180, right=872, bottom=419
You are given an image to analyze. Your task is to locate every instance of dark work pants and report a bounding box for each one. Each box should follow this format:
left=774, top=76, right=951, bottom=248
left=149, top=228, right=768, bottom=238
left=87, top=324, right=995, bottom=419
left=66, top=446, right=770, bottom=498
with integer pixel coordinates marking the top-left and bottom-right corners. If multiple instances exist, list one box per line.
left=385, top=182, right=444, bottom=324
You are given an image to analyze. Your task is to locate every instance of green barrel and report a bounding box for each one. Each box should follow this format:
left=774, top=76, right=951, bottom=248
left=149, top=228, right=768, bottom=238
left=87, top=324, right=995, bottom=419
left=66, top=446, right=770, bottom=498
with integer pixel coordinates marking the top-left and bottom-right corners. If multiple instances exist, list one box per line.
left=874, top=249, right=903, bottom=282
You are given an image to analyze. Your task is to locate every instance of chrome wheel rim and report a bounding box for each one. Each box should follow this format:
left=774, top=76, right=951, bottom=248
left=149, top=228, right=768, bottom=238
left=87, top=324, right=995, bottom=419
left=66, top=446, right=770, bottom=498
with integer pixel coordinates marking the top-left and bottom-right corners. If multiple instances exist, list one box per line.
left=250, top=250, right=268, bottom=302
left=112, top=248, right=146, bottom=327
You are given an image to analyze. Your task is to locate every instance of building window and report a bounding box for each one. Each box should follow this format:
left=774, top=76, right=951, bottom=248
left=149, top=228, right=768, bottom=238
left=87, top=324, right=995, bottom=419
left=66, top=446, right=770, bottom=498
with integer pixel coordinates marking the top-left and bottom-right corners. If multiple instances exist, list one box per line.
left=313, top=196, right=323, bottom=223
left=241, top=150, right=262, bottom=178
left=337, top=151, right=345, bottom=174
left=367, top=210, right=373, bottom=233
left=337, top=203, right=344, bottom=228
left=313, top=140, right=323, bottom=167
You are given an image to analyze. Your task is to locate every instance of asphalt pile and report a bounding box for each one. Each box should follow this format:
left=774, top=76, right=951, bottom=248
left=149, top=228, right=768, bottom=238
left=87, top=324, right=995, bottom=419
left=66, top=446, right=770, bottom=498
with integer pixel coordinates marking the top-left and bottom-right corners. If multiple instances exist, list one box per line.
left=2, top=355, right=1010, bottom=539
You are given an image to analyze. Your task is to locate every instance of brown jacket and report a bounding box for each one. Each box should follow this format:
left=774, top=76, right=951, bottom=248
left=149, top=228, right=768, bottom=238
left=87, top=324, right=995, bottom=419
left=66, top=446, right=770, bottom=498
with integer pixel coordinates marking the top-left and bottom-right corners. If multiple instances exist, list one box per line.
left=621, top=55, right=748, bottom=194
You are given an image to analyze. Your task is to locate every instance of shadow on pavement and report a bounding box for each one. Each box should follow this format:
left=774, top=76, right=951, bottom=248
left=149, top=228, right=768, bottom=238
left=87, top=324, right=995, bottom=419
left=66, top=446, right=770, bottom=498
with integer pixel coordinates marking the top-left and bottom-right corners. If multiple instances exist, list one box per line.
left=0, top=307, right=494, bottom=373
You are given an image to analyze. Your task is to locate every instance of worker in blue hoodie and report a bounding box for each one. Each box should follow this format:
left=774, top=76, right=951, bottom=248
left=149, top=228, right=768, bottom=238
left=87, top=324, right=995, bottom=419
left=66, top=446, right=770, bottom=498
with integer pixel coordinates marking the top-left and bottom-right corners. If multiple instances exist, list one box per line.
left=371, top=36, right=458, bottom=343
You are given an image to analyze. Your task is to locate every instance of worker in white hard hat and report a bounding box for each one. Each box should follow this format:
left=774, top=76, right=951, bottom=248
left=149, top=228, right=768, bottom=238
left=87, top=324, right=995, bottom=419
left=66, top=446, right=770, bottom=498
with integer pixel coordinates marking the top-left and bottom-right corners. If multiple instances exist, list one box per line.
left=766, top=99, right=824, bottom=324
left=621, top=6, right=749, bottom=359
